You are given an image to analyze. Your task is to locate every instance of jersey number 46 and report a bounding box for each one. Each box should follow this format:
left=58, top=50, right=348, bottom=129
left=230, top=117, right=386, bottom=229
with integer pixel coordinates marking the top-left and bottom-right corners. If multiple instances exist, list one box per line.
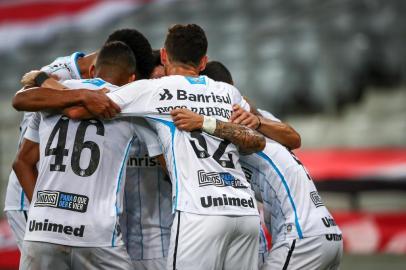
left=45, top=116, right=104, bottom=177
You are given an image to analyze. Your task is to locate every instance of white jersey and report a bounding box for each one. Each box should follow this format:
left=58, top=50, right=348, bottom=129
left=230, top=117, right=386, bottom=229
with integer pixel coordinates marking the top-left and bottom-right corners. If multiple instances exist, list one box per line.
left=240, top=111, right=341, bottom=243
left=23, top=78, right=160, bottom=247
left=4, top=52, right=84, bottom=212
left=108, top=75, right=258, bottom=216
left=120, top=137, right=173, bottom=260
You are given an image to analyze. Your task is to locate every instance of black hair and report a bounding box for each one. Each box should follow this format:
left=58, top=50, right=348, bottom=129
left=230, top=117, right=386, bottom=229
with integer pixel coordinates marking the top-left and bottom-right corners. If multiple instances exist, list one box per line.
left=152, top=49, right=162, bottom=67
left=106, top=28, right=154, bottom=79
left=200, top=61, right=233, bottom=85
left=164, top=24, right=207, bottom=67
left=96, top=41, right=136, bottom=75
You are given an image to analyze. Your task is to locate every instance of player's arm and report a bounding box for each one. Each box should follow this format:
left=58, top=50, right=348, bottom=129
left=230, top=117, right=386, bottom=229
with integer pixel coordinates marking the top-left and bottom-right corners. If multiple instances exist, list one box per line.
left=12, top=139, right=39, bottom=202
left=171, top=108, right=265, bottom=154
left=230, top=104, right=301, bottom=150
left=12, top=87, right=120, bottom=119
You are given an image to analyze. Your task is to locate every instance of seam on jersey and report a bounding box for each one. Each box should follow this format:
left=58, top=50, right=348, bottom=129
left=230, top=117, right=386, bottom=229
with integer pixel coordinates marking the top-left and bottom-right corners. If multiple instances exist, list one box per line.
left=257, top=152, right=304, bottom=239
left=136, top=139, right=144, bottom=260
left=112, top=135, right=136, bottom=247
left=146, top=117, right=179, bottom=213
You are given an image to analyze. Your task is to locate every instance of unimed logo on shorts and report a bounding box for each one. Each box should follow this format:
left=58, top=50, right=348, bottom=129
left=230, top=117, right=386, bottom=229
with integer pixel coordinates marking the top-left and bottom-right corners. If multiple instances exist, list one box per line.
left=29, top=219, right=85, bottom=237
left=200, top=194, right=255, bottom=208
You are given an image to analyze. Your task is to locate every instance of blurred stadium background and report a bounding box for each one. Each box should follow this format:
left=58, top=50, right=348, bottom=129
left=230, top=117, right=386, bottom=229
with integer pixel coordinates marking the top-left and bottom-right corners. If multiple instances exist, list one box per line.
left=0, top=0, right=405, bottom=269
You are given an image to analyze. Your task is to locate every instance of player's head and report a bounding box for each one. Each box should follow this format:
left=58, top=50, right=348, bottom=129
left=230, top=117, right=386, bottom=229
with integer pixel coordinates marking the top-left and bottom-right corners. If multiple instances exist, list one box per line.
left=90, top=41, right=136, bottom=86
left=161, top=24, right=208, bottom=73
left=105, top=28, right=154, bottom=79
left=150, top=49, right=165, bottom=79
left=200, top=61, right=234, bottom=85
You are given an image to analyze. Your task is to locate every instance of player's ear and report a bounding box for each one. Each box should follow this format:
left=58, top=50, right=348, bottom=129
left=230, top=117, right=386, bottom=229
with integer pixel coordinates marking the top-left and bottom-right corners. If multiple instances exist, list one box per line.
left=128, top=74, right=136, bottom=83
left=89, top=64, right=96, bottom=78
left=160, top=48, right=168, bottom=66
left=198, top=55, right=208, bottom=72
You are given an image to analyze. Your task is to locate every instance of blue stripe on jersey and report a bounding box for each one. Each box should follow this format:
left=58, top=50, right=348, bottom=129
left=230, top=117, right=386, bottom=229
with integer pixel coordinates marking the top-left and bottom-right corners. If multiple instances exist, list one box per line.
left=145, top=117, right=179, bottom=212
left=82, top=78, right=106, bottom=87
left=157, top=167, right=165, bottom=257
left=112, top=135, right=136, bottom=247
left=184, top=76, right=206, bottom=85
left=72, top=52, right=85, bottom=79
left=20, top=190, right=25, bottom=210
left=257, top=151, right=304, bottom=239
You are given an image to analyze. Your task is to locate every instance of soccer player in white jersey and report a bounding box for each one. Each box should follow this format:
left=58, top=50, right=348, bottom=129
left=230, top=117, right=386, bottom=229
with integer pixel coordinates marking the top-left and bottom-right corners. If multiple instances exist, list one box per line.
left=119, top=46, right=174, bottom=270
left=200, top=60, right=342, bottom=269
left=13, top=24, right=267, bottom=270
left=13, top=41, right=164, bottom=270
left=240, top=109, right=343, bottom=270
left=3, top=49, right=95, bottom=250
left=200, top=60, right=303, bottom=269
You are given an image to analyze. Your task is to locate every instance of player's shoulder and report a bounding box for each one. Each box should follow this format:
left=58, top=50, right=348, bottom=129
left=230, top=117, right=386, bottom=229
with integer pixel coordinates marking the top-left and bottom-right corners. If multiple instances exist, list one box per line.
left=41, top=51, right=85, bottom=80
left=63, top=78, right=116, bottom=91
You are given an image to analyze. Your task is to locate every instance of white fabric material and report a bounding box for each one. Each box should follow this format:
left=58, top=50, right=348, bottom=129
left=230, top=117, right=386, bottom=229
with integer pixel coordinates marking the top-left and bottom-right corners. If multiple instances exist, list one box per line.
left=240, top=110, right=341, bottom=243
left=4, top=52, right=83, bottom=212
left=257, top=109, right=281, bottom=123
left=131, top=257, right=167, bottom=270
left=23, top=79, right=160, bottom=247
left=107, top=75, right=257, bottom=217
left=120, top=137, right=172, bottom=261
left=5, top=210, right=27, bottom=251
left=20, top=241, right=133, bottom=270
left=262, top=235, right=343, bottom=270
left=167, top=211, right=260, bottom=270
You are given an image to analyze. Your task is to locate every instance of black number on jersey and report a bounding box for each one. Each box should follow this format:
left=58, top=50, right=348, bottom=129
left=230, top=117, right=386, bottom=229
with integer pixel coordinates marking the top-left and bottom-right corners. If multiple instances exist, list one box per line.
left=45, top=116, right=105, bottom=177
left=71, top=120, right=105, bottom=176
left=288, top=149, right=312, bottom=180
left=189, top=131, right=235, bottom=168
left=45, top=116, right=69, bottom=172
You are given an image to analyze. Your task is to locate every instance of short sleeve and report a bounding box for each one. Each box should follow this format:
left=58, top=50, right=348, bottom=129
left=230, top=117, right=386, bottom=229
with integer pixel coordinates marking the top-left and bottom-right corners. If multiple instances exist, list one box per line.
left=24, top=112, right=41, bottom=143
left=132, top=118, right=162, bottom=157
left=40, top=52, right=84, bottom=80
left=230, top=85, right=251, bottom=112
left=107, top=79, right=156, bottom=116
left=257, top=109, right=281, bottom=122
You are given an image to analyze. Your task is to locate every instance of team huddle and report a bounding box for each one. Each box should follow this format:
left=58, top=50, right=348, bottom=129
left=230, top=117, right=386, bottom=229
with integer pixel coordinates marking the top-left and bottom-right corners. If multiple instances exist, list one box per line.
left=5, top=24, right=343, bottom=270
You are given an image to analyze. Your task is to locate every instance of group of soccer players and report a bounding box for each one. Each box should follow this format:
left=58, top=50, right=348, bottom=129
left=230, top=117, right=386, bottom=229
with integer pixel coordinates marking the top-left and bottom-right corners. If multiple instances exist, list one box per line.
left=5, top=24, right=343, bottom=270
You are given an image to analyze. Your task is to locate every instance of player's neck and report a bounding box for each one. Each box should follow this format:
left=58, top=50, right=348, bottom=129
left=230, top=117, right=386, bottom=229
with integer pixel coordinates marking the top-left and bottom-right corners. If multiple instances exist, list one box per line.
left=165, top=63, right=200, bottom=77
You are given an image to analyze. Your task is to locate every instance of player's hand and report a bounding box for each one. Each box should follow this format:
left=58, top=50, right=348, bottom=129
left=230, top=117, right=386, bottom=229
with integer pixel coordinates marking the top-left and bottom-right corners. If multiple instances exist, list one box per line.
left=81, top=89, right=121, bottom=119
left=21, top=70, right=41, bottom=87
left=170, top=108, right=204, bottom=131
left=229, top=105, right=260, bottom=129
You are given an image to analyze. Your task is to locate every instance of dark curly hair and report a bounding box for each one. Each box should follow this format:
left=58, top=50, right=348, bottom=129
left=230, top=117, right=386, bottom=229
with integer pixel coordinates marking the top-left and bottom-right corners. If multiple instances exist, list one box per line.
left=164, top=24, right=208, bottom=67
left=106, top=29, right=154, bottom=79
left=200, top=61, right=233, bottom=85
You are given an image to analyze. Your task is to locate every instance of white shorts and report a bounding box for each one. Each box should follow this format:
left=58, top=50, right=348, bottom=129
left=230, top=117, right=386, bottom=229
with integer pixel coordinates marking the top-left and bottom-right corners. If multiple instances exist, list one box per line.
left=132, top=257, right=166, bottom=270
left=262, top=234, right=343, bottom=270
left=5, top=210, right=28, bottom=250
left=20, top=241, right=133, bottom=270
left=167, top=211, right=260, bottom=270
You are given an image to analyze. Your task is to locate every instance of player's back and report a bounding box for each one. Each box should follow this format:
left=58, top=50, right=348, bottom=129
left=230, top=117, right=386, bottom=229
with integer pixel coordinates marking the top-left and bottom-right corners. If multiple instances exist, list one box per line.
left=5, top=52, right=85, bottom=214
left=25, top=78, right=150, bottom=247
left=109, top=75, right=258, bottom=217
left=241, top=137, right=341, bottom=243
